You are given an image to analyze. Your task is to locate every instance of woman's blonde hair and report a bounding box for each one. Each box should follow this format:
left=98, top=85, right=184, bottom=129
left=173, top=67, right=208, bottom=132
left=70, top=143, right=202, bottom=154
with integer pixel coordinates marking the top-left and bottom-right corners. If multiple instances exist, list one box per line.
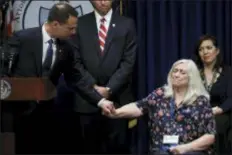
left=164, top=59, right=209, bottom=105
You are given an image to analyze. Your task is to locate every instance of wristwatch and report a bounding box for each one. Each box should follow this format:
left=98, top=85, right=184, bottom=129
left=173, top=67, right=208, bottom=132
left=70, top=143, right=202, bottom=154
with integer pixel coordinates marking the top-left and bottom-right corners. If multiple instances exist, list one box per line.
left=106, top=87, right=112, bottom=94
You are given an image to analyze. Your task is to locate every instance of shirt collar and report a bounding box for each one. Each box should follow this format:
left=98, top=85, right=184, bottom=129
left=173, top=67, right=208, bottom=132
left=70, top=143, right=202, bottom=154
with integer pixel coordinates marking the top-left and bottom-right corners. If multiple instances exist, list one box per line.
left=94, top=9, right=113, bottom=23
left=42, top=24, right=54, bottom=43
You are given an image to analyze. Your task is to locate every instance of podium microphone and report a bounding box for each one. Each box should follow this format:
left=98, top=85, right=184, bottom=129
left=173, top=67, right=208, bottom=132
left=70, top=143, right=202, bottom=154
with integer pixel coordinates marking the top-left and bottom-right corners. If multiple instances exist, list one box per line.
left=7, top=49, right=14, bottom=74
left=7, top=39, right=20, bottom=76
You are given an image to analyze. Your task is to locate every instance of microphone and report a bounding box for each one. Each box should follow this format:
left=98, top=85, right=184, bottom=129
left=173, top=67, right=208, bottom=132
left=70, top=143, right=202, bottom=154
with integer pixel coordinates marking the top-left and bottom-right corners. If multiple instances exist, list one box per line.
left=0, top=0, right=11, bottom=77
left=0, top=38, right=19, bottom=60
left=7, top=47, right=17, bottom=74
left=6, top=38, right=20, bottom=75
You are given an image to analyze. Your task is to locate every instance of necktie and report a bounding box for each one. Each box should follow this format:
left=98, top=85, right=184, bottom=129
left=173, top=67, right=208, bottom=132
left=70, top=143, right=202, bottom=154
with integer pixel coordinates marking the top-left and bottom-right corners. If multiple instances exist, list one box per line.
left=99, top=18, right=107, bottom=55
left=42, top=39, right=53, bottom=76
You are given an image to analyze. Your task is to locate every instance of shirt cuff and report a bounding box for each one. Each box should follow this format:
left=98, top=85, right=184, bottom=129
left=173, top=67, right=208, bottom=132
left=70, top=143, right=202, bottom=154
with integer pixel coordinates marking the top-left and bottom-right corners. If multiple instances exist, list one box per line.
left=97, top=98, right=106, bottom=107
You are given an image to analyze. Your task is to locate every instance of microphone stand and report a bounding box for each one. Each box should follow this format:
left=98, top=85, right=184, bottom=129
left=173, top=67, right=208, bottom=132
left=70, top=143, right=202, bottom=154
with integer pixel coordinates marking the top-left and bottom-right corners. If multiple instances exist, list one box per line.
left=0, top=1, right=9, bottom=138
left=0, top=1, right=9, bottom=77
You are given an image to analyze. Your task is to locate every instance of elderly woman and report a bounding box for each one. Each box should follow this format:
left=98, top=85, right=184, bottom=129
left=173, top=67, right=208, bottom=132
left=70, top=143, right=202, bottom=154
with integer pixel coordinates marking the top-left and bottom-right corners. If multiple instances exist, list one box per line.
left=104, top=59, right=216, bottom=155
left=194, top=35, right=232, bottom=154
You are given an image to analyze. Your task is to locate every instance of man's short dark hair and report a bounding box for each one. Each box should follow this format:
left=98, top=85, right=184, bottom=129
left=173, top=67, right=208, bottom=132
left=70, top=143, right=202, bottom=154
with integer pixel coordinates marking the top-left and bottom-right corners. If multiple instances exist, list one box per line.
left=47, top=2, right=78, bottom=24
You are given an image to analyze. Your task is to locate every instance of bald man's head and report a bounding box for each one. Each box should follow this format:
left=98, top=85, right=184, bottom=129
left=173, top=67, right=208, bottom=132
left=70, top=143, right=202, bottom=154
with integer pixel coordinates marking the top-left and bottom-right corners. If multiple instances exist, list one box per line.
left=47, top=2, right=78, bottom=24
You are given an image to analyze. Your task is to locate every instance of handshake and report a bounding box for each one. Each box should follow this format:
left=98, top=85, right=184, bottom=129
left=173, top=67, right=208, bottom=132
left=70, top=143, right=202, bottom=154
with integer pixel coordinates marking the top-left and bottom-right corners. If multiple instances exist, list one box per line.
left=98, top=98, right=116, bottom=117
left=94, top=85, right=117, bottom=117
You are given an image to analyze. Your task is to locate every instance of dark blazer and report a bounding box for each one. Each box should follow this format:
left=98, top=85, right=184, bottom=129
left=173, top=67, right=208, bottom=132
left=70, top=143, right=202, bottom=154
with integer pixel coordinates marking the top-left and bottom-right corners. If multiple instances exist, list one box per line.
left=202, top=65, right=232, bottom=134
left=207, top=65, right=232, bottom=153
left=9, top=27, right=102, bottom=113
left=73, top=11, right=137, bottom=113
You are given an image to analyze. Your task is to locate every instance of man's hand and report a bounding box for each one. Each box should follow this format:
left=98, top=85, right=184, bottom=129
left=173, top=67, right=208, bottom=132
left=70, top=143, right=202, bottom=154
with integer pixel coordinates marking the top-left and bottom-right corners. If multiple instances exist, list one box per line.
left=212, top=106, right=223, bottom=115
left=94, top=85, right=110, bottom=99
left=98, top=99, right=115, bottom=115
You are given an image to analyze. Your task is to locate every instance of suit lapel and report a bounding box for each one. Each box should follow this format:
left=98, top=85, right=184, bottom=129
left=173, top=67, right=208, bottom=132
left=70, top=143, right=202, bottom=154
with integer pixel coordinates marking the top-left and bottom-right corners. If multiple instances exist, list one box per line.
left=33, top=28, right=63, bottom=77
left=33, top=27, right=43, bottom=76
left=89, top=13, right=102, bottom=59
left=52, top=39, right=62, bottom=71
left=103, top=13, right=117, bottom=56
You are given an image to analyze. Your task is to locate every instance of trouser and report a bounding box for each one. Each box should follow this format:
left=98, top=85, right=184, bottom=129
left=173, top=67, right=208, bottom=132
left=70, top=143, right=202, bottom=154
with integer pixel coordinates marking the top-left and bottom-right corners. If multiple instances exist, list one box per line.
left=14, top=107, right=57, bottom=154
left=77, top=111, right=130, bottom=154
left=215, top=114, right=231, bottom=154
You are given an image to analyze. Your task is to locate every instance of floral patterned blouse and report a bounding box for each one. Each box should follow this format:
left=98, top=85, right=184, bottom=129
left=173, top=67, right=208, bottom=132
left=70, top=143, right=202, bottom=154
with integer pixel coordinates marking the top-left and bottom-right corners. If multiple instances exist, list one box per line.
left=136, top=87, right=216, bottom=154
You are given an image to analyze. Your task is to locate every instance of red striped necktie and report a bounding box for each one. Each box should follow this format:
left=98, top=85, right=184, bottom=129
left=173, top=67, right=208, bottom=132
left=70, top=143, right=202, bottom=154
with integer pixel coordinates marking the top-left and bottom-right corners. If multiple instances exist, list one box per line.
left=98, top=18, right=107, bottom=55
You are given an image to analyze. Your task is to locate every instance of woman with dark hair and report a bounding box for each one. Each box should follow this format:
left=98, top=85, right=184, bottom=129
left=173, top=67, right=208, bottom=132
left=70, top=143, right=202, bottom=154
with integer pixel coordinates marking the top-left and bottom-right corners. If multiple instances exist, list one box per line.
left=194, top=35, right=232, bottom=154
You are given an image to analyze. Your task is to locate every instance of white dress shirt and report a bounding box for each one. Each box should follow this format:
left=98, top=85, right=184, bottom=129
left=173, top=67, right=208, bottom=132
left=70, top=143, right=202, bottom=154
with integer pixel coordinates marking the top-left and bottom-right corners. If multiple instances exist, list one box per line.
left=94, top=9, right=113, bottom=33
left=42, top=24, right=56, bottom=68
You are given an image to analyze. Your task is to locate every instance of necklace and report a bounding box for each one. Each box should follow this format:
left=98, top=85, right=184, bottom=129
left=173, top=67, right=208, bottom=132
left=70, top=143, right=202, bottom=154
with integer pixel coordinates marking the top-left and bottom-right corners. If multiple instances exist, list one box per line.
left=201, top=69, right=219, bottom=92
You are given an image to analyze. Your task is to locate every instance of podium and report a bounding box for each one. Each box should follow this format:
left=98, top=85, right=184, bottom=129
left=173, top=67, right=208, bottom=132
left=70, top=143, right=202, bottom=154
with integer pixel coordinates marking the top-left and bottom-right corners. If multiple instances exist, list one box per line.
left=0, top=77, right=56, bottom=155
left=0, top=77, right=56, bottom=101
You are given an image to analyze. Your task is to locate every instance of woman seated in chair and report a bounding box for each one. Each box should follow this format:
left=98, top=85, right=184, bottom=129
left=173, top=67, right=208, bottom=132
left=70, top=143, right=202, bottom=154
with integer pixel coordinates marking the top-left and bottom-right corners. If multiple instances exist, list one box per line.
left=104, top=59, right=216, bottom=155
left=193, top=35, right=232, bottom=154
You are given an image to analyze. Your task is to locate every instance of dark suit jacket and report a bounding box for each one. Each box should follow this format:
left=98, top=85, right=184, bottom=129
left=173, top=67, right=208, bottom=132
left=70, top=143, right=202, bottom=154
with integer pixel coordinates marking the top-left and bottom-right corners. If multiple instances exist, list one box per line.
left=8, top=27, right=103, bottom=113
left=73, top=11, right=137, bottom=113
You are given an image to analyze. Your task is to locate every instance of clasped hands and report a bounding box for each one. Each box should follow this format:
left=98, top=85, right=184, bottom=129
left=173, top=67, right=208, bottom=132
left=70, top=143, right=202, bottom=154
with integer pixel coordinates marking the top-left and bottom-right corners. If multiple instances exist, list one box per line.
left=94, top=85, right=110, bottom=99
left=98, top=99, right=116, bottom=116
left=94, top=85, right=116, bottom=116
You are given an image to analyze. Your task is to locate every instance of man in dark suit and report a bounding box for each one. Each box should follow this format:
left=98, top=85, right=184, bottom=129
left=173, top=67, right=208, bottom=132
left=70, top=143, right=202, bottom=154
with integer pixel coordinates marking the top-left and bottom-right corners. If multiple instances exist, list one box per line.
left=0, top=4, right=3, bottom=42
left=0, top=7, right=2, bottom=28
left=8, top=2, right=114, bottom=154
left=73, top=0, right=137, bottom=154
